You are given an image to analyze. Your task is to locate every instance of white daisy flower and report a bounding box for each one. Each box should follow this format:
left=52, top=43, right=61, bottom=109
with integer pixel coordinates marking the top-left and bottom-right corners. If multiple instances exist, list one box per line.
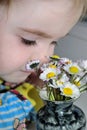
left=64, top=63, right=81, bottom=75
left=39, top=88, right=48, bottom=100
left=39, top=54, right=87, bottom=101
left=40, top=63, right=50, bottom=71
left=50, top=55, right=60, bottom=61
left=59, top=57, right=72, bottom=65
left=39, top=68, right=57, bottom=81
left=79, top=60, right=87, bottom=70
left=56, top=74, right=69, bottom=87
left=49, top=79, right=58, bottom=88
left=60, top=82, right=80, bottom=98
left=25, top=60, right=40, bottom=71
left=48, top=74, right=69, bottom=89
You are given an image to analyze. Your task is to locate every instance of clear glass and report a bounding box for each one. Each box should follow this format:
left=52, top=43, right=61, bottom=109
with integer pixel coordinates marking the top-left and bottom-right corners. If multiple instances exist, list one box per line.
left=36, top=99, right=86, bottom=130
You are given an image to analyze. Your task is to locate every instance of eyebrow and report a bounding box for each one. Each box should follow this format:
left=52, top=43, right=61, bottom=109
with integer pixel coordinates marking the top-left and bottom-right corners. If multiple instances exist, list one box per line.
left=19, top=27, right=53, bottom=38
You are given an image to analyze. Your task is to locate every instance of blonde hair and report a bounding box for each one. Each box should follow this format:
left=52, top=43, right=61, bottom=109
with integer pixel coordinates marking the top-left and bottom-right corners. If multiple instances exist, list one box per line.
left=0, top=0, right=10, bottom=5
left=75, top=0, right=87, bottom=17
left=83, top=0, right=87, bottom=16
left=0, top=0, right=87, bottom=16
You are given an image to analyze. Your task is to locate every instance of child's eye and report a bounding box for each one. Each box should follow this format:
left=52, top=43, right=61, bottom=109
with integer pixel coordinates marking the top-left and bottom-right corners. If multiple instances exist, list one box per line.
left=21, top=37, right=36, bottom=46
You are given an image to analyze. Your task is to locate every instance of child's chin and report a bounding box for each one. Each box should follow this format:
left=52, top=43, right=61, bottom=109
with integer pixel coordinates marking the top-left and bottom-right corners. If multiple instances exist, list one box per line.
left=6, top=77, right=27, bottom=84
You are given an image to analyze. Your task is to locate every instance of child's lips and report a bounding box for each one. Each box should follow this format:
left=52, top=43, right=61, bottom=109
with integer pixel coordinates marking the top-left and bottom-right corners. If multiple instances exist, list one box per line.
left=20, top=68, right=37, bottom=74
left=20, top=68, right=41, bottom=78
left=20, top=70, right=33, bottom=74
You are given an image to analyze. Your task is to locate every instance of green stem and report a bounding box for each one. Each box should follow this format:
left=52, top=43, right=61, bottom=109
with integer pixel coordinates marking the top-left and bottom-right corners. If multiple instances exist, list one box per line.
left=78, top=73, right=87, bottom=82
left=80, top=84, right=87, bottom=92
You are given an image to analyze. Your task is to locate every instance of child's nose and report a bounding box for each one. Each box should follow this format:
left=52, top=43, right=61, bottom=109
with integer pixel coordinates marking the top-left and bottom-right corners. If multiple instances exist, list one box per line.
left=39, top=55, right=50, bottom=65
left=39, top=48, right=54, bottom=64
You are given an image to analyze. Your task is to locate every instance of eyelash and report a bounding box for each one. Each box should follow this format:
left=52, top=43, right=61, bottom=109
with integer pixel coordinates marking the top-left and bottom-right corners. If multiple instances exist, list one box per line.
left=21, top=37, right=36, bottom=46
left=21, top=37, right=57, bottom=46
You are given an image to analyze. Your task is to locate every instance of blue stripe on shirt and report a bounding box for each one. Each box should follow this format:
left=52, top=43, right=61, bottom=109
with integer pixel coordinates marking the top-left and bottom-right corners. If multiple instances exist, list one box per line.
left=0, top=91, right=35, bottom=130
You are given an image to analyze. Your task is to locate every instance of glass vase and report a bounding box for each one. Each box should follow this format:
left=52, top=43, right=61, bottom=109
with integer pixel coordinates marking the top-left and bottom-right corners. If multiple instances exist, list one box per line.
left=36, top=98, right=86, bottom=130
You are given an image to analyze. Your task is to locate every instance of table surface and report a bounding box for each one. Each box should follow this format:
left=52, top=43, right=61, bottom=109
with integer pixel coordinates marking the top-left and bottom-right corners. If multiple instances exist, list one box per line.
left=28, top=93, right=87, bottom=130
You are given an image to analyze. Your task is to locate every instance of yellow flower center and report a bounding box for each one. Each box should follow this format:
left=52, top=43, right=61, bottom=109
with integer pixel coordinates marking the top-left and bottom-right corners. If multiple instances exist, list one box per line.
left=69, top=66, right=79, bottom=74
left=49, top=64, right=56, bottom=69
left=66, top=61, right=71, bottom=64
left=51, top=55, right=60, bottom=59
left=74, top=81, right=81, bottom=87
left=63, top=87, right=73, bottom=95
left=56, top=80, right=63, bottom=85
left=46, top=72, right=56, bottom=79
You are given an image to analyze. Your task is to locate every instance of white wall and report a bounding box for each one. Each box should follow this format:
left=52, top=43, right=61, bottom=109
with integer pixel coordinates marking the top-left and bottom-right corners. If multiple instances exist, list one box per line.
left=54, top=22, right=87, bottom=60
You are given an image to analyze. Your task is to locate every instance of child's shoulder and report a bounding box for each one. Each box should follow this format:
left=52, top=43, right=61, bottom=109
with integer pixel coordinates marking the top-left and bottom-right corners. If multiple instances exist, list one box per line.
left=16, top=82, right=44, bottom=111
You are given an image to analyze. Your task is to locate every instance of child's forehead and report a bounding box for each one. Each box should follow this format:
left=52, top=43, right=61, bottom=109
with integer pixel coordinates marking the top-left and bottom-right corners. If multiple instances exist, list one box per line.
left=0, top=0, right=83, bottom=10
left=2, top=0, right=82, bottom=41
left=12, top=0, right=75, bottom=15
left=11, top=0, right=74, bottom=8
left=8, top=0, right=80, bottom=19
left=8, top=0, right=81, bottom=39
left=9, top=0, right=77, bottom=22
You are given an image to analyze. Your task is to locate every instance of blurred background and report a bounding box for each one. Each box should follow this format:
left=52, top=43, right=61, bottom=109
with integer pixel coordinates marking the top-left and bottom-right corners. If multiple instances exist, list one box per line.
left=55, top=18, right=87, bottom=60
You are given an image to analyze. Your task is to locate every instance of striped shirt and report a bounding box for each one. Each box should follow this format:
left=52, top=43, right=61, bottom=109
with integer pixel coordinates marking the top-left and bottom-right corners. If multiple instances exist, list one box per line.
left=0, top=86, right=36, bottom=130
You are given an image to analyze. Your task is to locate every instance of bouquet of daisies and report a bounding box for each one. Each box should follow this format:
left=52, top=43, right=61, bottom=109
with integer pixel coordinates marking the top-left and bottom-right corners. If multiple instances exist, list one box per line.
left=39, top=55, right=87, bottom=101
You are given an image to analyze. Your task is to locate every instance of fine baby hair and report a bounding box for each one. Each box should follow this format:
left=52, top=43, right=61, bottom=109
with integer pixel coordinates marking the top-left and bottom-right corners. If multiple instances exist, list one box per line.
left=0, top=0, right=87, bottom=16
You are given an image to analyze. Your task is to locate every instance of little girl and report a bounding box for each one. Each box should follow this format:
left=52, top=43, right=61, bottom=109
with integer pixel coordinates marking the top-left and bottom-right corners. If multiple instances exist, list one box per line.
left=0, top=0, right=87, bottom=129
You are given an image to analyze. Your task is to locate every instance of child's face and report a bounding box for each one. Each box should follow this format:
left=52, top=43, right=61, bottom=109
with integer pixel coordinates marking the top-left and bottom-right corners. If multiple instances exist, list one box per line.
left=0, top=0, right=82, bottom=83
